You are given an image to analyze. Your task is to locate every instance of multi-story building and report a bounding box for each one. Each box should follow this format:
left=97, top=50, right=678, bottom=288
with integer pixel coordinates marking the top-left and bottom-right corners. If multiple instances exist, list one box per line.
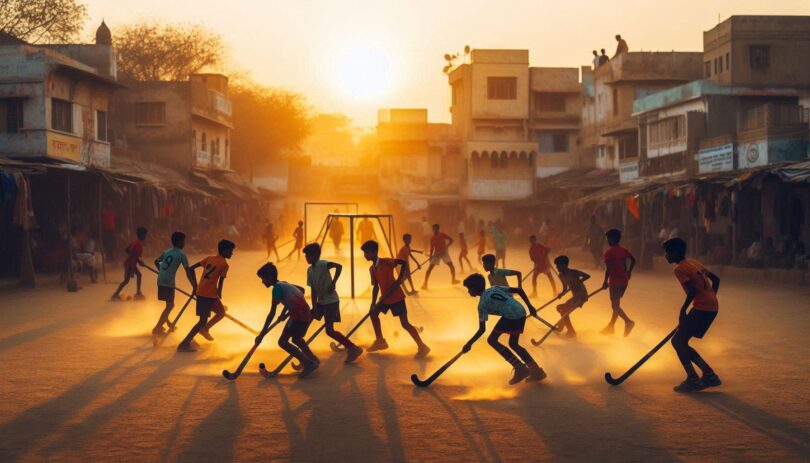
left=111, top=73, right=233, bottom=171
left=0, top=23, right=119, bottom=166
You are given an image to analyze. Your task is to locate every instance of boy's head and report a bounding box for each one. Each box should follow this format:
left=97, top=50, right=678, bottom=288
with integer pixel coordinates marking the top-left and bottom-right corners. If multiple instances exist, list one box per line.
left=663, top=238, right=687, bottom=263
left=432, top=223, right=440, bottom=233
left=298, top=220, right=303, bottom=226
left=482, top=253, right=496, bottom=271
left=529, top=234, right=536, bottom=244
left=403, top=233, right=412, bottom=244
left=218, top=239, right=236, bottom=258
left=256, top=262, right=278, bottom=287
left=605, top=228, right=622, bottom=245
left=171, top=231, right=186, bottom=248
left=303, top=243, right=321, bottom=264
left=361, top=240, right=379, bottom=261
left=136, top=226, right=148, bottom=240
left=463, top=273, right=486, bottom=297
left=554, top=255, right=570, bottom=272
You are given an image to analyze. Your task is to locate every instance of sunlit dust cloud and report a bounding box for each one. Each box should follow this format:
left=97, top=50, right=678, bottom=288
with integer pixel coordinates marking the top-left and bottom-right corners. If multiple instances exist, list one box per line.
left=453, top=385, right=518, bottom=401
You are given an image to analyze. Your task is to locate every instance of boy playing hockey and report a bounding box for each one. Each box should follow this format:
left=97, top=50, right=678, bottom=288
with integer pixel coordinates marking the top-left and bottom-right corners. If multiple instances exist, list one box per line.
left=111, top=226, right=147, bottom=301
left=256, top=263, right=320, bottom=377
left=396, top=233, right=422, bottom=295
left=458, top=232, right=472, bottom=272
left=528, top=235, right=556, bottom=298
left=600, top=229, right=636, bottom=336
left=362, top=240, right=430, bottom=358
left=152, top=232, right=196, bottom=334
left=303, top=243, right=363, bottom=363
left=663, top=238, right=722, bottom=392
left=482, top=253, right=522, bottom=288
left=553, top=255, right=591, bottom=338
left=285, top=220, right=304, bottom=261
left=422, top=223, right=459, bottom=289
left=462, top=274, right=546, bottom=384
left=177, top=239, right=235, bottom=352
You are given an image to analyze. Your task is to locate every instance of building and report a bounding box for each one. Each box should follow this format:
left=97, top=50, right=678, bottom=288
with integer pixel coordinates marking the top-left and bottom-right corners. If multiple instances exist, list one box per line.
left=110, top=73, right=233, bottom=171
left=581, top=51, right=703, bottom=180
left=0, top=23, right=119, bottom=166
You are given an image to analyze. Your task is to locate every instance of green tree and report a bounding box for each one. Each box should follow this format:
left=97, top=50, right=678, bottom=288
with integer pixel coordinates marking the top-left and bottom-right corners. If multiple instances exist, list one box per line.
left=0, top=0, right=87, bottom=43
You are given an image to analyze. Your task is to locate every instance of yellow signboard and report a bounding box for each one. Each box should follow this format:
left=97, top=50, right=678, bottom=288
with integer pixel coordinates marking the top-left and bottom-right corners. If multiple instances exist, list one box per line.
left=47, top=132, right=82, bottom=162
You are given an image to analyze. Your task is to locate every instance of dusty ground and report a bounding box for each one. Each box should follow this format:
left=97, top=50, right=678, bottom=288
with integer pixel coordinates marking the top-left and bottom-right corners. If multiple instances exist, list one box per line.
left=1, top=246, right=809, bottom=462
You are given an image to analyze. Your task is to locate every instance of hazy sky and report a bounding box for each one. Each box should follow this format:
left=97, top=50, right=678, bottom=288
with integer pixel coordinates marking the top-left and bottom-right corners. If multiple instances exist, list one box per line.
left=84, top=0, right=810, bottom=127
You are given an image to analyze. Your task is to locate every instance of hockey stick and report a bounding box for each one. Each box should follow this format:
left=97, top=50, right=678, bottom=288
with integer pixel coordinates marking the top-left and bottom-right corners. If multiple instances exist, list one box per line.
left=604, top=326, right=678, bottom=386
left=531, top=288, right=604, bottom=346
left=153, top=294, right=194, bottom=347
left=222, top=318, right=284, bottom=380
left=259, top=323, right=327, bottom=378
left=411, top=351, right=465, bottom=387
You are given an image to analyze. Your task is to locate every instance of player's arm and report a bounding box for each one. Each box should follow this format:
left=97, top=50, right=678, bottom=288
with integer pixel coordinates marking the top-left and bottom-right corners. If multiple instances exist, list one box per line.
left=182, top=258, right=196, bottom=291
left=327, top=262, right=342, bottom=291
left=602, top=262, right=611, bottom=289
left=154, top=252, right=164, bottom=268
left=445, top=235, right=454, bottom=248
left=508, top=287, right=537, bottom=317
left=393, top=259, right=408, bottom=286
left=463, top=322, right=487, bottom=353
left=627, top=253, right=637, bottom=279
left=257, top=300, right=280, bottom=342
left=293, top=284, right=306, bottom=295
left=370, top=281, right=380, bottom=310
left=575, top=269, right=591, bottom=282
left=508, top=269, right=523, bottom=288
left=217, top=276, right=225, bottom=299
left=678, top=281, right=697, bottom=323
left=708, top=272, right=720, bottom=294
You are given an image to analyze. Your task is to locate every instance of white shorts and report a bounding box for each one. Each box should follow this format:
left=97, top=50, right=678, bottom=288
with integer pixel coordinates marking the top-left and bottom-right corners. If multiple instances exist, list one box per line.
left=430, top=252, right=452, bottom=265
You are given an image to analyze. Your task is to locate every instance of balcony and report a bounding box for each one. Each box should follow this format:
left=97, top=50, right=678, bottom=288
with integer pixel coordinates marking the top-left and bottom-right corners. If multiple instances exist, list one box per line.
left=738, top=104, right=809, bottom=134
left=195, top=149, right=210, bottom=167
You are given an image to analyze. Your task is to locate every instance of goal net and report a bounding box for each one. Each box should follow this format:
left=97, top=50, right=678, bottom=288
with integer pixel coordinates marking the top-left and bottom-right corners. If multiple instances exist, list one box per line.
left=304, top=202, right=359, bottom=244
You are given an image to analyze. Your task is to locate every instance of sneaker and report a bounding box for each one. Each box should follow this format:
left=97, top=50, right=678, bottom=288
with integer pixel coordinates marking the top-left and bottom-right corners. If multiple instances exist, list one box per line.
left=673, top=377, right=706, bottom=393
left=199, top=328, right=214, bottom=341
left=345, top=345, right=364, bottom=364
left=176, top=343, right=197, bottom=353
left=134, top=292, right=146, bottom=300
left=299, top=360, right=320, bottom=378
left=152, top=326, right=166, bottom=335
left=110, top=294, right=121, bottom=301
left=367, top=338, right=389, bottom=352
left=509, top=364, right=530, bottom=385
left=600, top=325, right=615, bottom=335
left=526, top=365, right=547, bottom=383
left=414, top=344, right=431, bottom=359
left=421, top=283, right=429, bottom=290
left=701, top=372, right=722, bottom=388
left=624, top=320, right=636, bottom=337
left=451, top=279, right=460, bottom=285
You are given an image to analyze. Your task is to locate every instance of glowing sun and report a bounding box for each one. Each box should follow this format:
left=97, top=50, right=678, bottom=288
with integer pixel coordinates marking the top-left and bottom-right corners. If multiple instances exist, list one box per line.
left=331, top=46, right=396, bottom=101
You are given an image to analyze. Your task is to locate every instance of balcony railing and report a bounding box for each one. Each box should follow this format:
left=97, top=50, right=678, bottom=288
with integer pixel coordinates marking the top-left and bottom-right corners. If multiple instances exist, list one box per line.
left=739, top=104, right=809, bottom=132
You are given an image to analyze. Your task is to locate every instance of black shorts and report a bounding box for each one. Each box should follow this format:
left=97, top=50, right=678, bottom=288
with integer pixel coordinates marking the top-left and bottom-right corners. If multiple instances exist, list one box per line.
left=157, top=285, right=175, bottom=303
left=313, top=302, right=341, bottom=323
left=196, top=296, right=218, bottom=317
left=283, top=319, right=312, bottom=338
left=680, top=309, right=717, bottom=339
left=609, top=285, right=627, bottom=300
left=494, top=317, right=526, bottom=335
left=378, top=299, right=407, bottom=317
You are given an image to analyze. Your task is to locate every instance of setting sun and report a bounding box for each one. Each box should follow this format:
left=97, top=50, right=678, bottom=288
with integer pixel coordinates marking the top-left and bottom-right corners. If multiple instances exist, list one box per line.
left=330, top=45, right=396, bottom=101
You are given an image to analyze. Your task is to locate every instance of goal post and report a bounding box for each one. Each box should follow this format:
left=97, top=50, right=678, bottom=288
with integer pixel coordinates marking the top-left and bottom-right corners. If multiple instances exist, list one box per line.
left=303, top=202, right=359, bottom=244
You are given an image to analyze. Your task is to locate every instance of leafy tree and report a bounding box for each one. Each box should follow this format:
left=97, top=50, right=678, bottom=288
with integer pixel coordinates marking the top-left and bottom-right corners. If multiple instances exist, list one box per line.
left=0, top=0, right=87, bottom=43
left=114, top=22, right=226, bottom=81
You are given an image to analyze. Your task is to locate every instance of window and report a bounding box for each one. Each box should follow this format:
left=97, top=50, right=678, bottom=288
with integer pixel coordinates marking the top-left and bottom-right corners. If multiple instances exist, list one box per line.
left=96, top=110, right=107, bottom=141
left=534, top=93, right=566, bottom=112
left=201, top=133, right=207, bottom=152
left=0, top=98, right=23, bottom=133
left=704, top=61, right=711, bottom=78
left=133, top=102, right=166, bottom=125
left=192, top=129, right=197, bottom=152
left=725, top=53, right=730, bottom=71
left=749, top=45, right=770, bottom=70
left=612, top=88, right=619, bottom=115
left=51, top=98, right=72, bottom=133
left=714, top=58, right=718, bottom=75
left=487, top=77, right=517, bottom=100
left=648, top=115, right=686, bottom=148
left=618, top=135, right=638, bottom=159
left=538, top=131, right=569, bottom=153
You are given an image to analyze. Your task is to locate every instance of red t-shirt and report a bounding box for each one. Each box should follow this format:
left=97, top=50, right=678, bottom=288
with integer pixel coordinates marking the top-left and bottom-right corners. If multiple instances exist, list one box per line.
left=370, top=258, right=405, bottom=304
left=397, top=245, right=410, bottom=261
left=430, top=233, right=450, bottom=254
left=529, top=243, right=549, bottom=268
left=124, top=239, right=143, bottom=269
left=604, top=246, right=633, bottom=287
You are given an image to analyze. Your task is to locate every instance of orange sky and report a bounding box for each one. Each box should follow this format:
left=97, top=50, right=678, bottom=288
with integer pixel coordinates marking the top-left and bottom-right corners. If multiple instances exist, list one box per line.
left=84, top=0, right=810, bottom=127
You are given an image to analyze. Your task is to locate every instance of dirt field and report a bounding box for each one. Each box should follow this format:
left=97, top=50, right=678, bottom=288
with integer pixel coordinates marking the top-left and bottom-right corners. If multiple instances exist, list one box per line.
left=1, top=247, right=809, bottom=462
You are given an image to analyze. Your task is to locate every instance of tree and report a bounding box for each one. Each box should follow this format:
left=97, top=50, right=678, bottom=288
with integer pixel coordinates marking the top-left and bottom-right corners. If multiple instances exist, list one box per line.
left=229, top=82, right=311, bottom=181
left=0, top=0, right=87, bottom=43
left=114, top=22, right=226, bottom=81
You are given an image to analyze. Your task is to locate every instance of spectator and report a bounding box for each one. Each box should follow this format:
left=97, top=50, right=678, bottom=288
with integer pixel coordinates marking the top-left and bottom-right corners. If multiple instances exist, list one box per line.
left=592, top=50, right=600, bottom=69
left=743, top=232, right=763, bottom=267
left=614, top=34, right=629, bottom=56
left=599, top=49, right=609, bottom=66
left=711, top=237, right=731, bottom=265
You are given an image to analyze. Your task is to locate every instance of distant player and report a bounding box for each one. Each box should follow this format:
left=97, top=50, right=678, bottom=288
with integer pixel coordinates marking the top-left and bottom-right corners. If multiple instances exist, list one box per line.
left=177, top=239, right=235, bottom=352
left=285, top=221, right=304, bottom=261
left=152, top=232, right=196, bottom=335
left=482, top=253, right=522, bottom=288
left=256, top=263, right=320, bottom=377
left=357, top=217, right=377, bottom=244
left=553, top=255, right=591, bottom=338
left=111, top=226, right=147, bottom=301
left=585, top=215, right=604, bottom=269
left=264, top=222, right=280, bottom=261
left=492, top=224, right=508, bottom=267
left=600, top=229, right=636, bottom=336
left=462, top=274, right=546, bottom=384
left=476, top=229, right=486, bottom=262
left=329, top=211, right=344, bottom=252
left=362, top=240, right=430, bottom=358
left=397, top=233, right=422, bottom=295
left=458, top=232, right=472, bottom=272
left=304, top=243, right=363, bottom=363
left=422, top=223, right=459, bottom=289
left=663, top=238, right=722, bottom=393
left=528, top=235, right=556, bottom=298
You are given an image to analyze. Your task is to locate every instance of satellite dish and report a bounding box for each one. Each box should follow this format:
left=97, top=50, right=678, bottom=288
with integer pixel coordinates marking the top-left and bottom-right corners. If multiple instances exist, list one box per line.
left=464, top=45, right=471, bottom=54
left=444, top=54, right=452, bottom=61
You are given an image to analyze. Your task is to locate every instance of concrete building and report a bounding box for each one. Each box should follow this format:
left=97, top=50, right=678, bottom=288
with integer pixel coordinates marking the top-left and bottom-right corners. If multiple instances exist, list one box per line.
left=580, top=51, right=703, bottom=181
left=110, top=73, right=233, bottom=171
left=0, top=23, right=119, bottom=166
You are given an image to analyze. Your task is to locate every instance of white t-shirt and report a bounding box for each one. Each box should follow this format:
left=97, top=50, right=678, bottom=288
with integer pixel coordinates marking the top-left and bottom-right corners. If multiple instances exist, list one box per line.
left=478, top=286, right=526, bottom=322
left=307, top=259, right=339, bottom=305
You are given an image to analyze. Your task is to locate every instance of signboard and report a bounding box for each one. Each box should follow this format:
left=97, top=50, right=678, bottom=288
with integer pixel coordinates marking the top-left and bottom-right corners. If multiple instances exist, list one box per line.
left=698, top=144, right=734, bottom=173
left=738, top=141, right=767, bottom=169
left=619, top=162, right=639, bottom=183
left=196, top=149, right=210, bottom=166
left=47, top=132, right=81, bottom=162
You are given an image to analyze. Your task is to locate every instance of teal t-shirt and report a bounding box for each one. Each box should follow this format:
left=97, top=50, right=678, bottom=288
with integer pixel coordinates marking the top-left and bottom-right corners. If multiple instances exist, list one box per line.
left=156, top=247, right=189, bottom=288
left=478, top=286, right=526, bottom=322
left=488, top=268, right=518, bottom=287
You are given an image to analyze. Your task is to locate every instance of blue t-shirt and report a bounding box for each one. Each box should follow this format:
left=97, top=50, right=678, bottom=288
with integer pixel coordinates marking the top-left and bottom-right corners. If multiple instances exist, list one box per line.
left=156, top=247, right=189, bottom=288
left=478, top=286, right=526, bottom=322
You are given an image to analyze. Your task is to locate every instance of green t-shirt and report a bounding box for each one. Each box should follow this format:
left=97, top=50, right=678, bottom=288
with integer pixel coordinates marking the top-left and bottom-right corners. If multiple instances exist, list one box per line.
left=487, top=268, right=518, bottom=287
left=307, top=260, right=339, bottom=305
left=156, top=247, right=189, bottom=288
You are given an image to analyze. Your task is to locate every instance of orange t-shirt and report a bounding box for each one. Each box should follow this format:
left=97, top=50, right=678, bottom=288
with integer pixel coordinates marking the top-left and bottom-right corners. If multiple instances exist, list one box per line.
left=674, top=258, right=718, bottom=312
left=370, top=258, right=405, bottom=304
left=196, top=255, right=229, bottom=298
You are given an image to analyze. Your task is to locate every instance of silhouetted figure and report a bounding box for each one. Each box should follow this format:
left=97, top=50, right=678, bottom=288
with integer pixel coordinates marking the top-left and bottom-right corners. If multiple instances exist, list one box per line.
left=458, top=232, right=472, bottom=272
left=111, top=226, right=147, bottom=300
left=265, top=222, right=280, bottom=261
left=153, top=231, right=196, bottom=335
left=397, top=233, right=422, bottom=295
left=600, top=229, right=636, bottom=336
left=356, top=217, right=376, bottom=245
left=285, top=221, right=304, bottom=261
left=592, top=50, right=600, bottom=69
left=614, top=34, right=628, bottom=56
left=422, top=223, right=459, bottom=289
left=585, top=215, right=604, bottom=269
left=528, top=235, right=556, bottom=298
left=329, top=210, right=344, bottom=252
left=482, top=253, right=521, bottom=288
left=554, top=255, right=590, bottom=338
left=599, top=49, right=609, bottom=66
